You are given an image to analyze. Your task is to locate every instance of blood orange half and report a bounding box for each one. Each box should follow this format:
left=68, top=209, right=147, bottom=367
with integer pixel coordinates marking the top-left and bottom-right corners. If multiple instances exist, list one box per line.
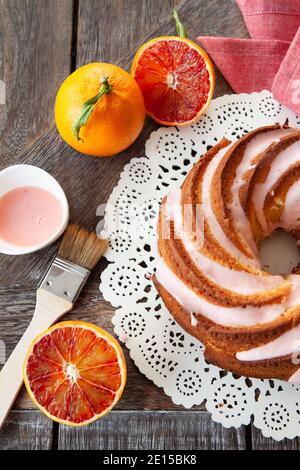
left=131, top=36, right=215, bottom=126
left=23, top=321, right=126, bottom=426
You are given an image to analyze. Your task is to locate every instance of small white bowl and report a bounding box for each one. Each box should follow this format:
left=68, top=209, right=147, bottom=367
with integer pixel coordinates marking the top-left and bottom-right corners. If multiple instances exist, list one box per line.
left=0, top=164, right=69, bottom=255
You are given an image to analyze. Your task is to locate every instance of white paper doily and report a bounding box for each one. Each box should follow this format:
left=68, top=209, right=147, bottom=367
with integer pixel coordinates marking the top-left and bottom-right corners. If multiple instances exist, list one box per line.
left=100, top=90, right=300, bottom=441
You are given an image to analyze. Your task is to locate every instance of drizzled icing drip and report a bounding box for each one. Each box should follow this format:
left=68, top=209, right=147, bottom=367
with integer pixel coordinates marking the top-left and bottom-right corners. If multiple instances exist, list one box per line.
left=190, top=313, right=198, bottom=327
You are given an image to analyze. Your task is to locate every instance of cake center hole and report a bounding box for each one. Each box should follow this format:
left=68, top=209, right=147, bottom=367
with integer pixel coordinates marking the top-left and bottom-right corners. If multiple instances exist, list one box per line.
left=259, top=229, right=300, bottom=275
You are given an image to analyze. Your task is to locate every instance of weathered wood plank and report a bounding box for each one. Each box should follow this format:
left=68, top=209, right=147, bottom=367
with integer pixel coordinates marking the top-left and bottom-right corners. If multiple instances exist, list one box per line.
left=0, top=410, right=53, bottom=450
left=76, top=0, right=180, bottom=67
left=58, top=411, right=246, bottom=450
left=251, top=426, right=300, bottom=450
left=0, top=0, right=73, bottom=166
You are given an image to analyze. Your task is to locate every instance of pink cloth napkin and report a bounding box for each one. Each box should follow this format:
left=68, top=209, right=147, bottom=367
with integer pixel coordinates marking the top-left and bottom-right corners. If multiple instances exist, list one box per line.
left=272, top=26, right=300, bottom=115
left=198, top=37, right=290, bottom=93
left=236, top=0, right=300, bottom=41
left=197, top=0, right=300, bottom=113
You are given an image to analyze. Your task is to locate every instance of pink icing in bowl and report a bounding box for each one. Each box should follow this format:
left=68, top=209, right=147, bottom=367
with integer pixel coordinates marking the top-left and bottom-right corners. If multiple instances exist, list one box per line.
left=0, top=187, right=64, bottom=247
left=0, top=165, right=69, bottom=255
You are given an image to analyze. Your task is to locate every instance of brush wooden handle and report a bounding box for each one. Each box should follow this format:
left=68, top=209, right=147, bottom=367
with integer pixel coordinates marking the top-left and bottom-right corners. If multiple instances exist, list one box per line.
left=0, top=289, right=72, bottom=430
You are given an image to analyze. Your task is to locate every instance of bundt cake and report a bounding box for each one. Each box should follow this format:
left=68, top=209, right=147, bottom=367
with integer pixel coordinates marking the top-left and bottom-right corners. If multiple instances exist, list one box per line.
left=153, top=123, right=300, bottom=383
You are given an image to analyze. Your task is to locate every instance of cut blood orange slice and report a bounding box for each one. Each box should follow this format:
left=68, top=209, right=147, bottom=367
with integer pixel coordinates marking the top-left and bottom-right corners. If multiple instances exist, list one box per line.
left=131, top=36, right=215, bottom=126
left=23, top=321, right=126, bottom=426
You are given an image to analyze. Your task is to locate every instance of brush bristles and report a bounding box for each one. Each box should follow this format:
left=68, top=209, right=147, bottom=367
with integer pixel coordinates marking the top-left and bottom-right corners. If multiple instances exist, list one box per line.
left=58, top=224, right=108, bottom=270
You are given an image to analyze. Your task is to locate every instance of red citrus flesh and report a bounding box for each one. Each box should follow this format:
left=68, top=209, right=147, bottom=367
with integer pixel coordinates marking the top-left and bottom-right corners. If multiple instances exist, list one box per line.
left=24, top=322, right=126, bottom=426
left=131, top=37, right=215, bottom=125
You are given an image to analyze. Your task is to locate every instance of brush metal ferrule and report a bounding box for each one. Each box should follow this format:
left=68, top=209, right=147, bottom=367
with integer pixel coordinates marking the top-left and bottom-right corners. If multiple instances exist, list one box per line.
left=40, top=256, right=91, bottom=304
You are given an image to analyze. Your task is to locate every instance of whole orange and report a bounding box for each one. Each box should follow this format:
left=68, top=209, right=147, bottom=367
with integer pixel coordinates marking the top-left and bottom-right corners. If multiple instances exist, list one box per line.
left=55, top=63, right=145, bottom=157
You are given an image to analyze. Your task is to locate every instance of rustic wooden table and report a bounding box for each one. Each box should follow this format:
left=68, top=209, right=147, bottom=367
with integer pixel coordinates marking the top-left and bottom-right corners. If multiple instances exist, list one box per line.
left=0, top=0, right=299, bottom=451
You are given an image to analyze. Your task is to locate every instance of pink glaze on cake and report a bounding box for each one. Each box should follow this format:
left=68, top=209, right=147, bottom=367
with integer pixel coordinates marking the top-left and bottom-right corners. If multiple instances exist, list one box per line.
left=252, top=138, right=300, bottom=233
left=156, top=256, right=287, bottom=328
left=154, top=124, right=300, bottom=382
left=0, top=186, right=63, bottom=247
left=229, top=128, right=293, bottom=256
left=164, top=188, right=285, bottom=295
left=288, top=368, right=300, bottom=384
left=280, top=179, right=300, bottom=232
left=236, top=322, right=300, bottom=361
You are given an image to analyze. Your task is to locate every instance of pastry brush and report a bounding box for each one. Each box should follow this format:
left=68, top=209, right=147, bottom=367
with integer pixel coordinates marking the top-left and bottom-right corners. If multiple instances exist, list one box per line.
left=0, top=224, right=108, bottom=429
